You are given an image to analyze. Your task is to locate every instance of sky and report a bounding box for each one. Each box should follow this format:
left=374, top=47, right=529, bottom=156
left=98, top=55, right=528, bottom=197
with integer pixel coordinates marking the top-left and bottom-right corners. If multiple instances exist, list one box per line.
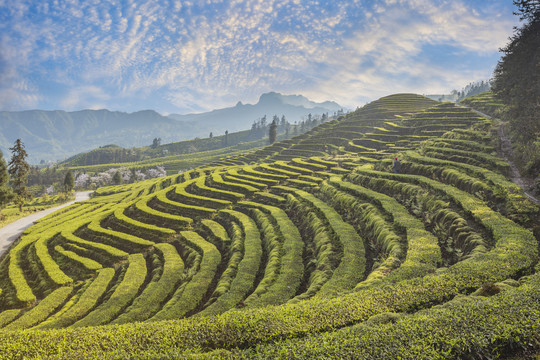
left=0, top=0, right=519, bottom=115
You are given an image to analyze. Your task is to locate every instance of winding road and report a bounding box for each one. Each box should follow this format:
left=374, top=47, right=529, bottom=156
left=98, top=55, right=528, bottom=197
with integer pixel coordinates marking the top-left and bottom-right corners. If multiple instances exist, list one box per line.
left=0, top=191, right=93, bottom=257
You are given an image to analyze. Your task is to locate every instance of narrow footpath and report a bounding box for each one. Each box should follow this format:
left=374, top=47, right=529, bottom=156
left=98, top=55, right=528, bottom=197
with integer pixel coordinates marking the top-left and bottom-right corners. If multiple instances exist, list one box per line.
left=469, top=108, right=540, bottom=205
left=0, top=191, right=93, bottom=256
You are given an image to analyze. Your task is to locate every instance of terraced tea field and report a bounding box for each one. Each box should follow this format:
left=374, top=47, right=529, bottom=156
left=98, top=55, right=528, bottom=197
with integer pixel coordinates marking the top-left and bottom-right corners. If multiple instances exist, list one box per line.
left=0, top=94, right=538, bottom=359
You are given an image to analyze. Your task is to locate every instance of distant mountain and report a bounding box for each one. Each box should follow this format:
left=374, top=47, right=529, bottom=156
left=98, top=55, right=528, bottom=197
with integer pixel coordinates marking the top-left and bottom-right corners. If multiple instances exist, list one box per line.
left=168, top=92, right=343, bottom=133
left=0, top=92, right=342, bottom=164
left=0, top=109, right=198, bottom=164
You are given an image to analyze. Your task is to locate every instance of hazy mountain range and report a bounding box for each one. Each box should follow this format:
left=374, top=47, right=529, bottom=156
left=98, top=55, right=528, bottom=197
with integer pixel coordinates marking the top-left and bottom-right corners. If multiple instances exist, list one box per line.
left=0, top=92, right=342, bottom=164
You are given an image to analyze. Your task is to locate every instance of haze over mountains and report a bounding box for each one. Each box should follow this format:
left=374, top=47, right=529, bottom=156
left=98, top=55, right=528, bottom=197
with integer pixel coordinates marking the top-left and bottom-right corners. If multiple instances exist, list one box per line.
left=0, top=92, right=342, bottom=164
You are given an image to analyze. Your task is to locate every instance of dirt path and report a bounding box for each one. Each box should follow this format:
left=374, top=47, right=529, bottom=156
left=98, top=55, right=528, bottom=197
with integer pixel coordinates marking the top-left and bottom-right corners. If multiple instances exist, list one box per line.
left=469, top=108, right=539, bottom=205
left=0, top=191, right=93, bottom=256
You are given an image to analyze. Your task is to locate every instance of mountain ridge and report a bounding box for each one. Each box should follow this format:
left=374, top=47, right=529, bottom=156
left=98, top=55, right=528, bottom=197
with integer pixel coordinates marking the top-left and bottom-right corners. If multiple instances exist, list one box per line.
left=0, top=92, right=342, bottom=164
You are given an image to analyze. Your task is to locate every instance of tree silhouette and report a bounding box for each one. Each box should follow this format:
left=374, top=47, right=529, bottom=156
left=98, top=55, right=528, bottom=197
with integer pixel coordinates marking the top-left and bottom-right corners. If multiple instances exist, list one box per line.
left=112, top=171, right=122, bottom=185
left=269, top=119, right=277, bottom=144
left=64, top=170, right=75, bottom=192
left=492, top=0, right=540, bottom=174
left=0, top=150, right=14, bottom=218
left=8, top=139, right=31, bottom=212
left=151, top=138, right=161, bottom=149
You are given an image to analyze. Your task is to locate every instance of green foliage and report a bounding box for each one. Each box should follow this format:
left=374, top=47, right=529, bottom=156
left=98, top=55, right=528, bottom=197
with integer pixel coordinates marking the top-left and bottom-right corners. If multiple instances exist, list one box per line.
left=36, top=268, right=115, bottom=329
left=150, top=231, right=221, bottom=321
left=198, top=210, right=262, bottom=316
left=0, top=92, right=538, bottom=358
left=4, top=286, right=73, bottom=330
left=63, top=171, right=75, bottom=192
left=54, top=245, right=102, bottom=272
left=112, top=243, right=184, bottom=324
left=239, top=201, right=304, bottom=307
left=293, top=189, right=366, bottom=298
left=72, top=254, right=147, bottom=327
left=492, top=6, right=540, bottom=175
left=0, top=150, right=14, bottom=212
left=8, top=139, right=31, bottom=212
left=241, top=273, right=540, bottom=359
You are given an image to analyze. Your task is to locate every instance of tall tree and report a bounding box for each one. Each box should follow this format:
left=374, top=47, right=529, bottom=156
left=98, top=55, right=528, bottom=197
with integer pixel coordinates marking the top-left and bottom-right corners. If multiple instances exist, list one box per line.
left=64, top=170, right=75, bottom=192
left=513, top=0, right=540, bottom=20
left=150, top=137, right=161, bottom=149
left=8, top=139, right=31, bottom=212
left=0, top=151, right=14, bottom=217
left=492, top=0, right=540, bottom=174
left=280, top=115, right=286, bottom=128
left=269, top=119, right=278, bottom=144
left=112, top=171, right=122, bottom=185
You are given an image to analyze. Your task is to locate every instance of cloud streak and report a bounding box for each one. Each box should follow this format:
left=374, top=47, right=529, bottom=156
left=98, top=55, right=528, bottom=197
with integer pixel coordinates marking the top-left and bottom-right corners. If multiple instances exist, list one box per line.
left=0, top=0, right=517, bottom=113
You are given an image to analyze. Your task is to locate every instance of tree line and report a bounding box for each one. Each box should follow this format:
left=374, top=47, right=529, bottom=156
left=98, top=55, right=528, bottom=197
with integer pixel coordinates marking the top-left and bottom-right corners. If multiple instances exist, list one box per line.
left=250, top=113, right=331, bottom=144
left=492, top=0, right=540, bottom=177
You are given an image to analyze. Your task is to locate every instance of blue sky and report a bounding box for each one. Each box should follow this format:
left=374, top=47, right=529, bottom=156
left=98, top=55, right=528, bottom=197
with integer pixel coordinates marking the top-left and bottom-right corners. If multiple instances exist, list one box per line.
left=0, top=0, right=518, bottom=114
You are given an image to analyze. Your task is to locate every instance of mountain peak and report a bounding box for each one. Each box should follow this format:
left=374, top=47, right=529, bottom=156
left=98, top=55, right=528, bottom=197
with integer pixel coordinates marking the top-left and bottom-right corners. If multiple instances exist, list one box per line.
left=256, top=92, right=341, bottom=111
left=257, top=92, right=283, bottom=105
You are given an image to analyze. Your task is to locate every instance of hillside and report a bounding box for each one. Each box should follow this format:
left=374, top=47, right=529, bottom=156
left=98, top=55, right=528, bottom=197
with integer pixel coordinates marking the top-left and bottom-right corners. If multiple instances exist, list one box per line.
left=0, top=93, right=538, bottom=359
left=59, top=129, right=269, bottom=171
left=0, top=92, right=341, bottom=164
left=168, top=92, right=342, bottom=130
left=60, top=120, right=301, bottom=171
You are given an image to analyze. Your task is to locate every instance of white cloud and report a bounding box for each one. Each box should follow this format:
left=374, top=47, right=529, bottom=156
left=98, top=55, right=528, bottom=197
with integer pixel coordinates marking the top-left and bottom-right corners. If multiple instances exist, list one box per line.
left=0, top=0, right=516, bottom=113
left=60, top=85, right=110, bottom=110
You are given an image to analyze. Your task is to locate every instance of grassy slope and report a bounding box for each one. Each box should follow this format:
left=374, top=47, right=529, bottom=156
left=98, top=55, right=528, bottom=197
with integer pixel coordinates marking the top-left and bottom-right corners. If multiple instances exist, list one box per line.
left=0, top=93, right=538, bottom=359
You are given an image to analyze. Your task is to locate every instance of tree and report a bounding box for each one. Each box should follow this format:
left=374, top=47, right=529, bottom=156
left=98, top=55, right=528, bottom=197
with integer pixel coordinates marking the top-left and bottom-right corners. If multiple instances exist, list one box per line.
left=513, top=0, right=540, bottom=20
left=0, top=151, right=14, bottom=217
left=224, top=130, right=229, bottom=146
left=209, top=132, right=213, bottom=138
left=112, top=171, right=122, bottom=185
left=322, top=113, right=328, bottom=123
left=64, top=170, right=75, bottom=192
left=150, top=137, right=161, bottom=149
left=8, top=139, right=31, bottom=212
left=269, top=119, right=278, bottom=144
left=492, top=0, right=540, bottom=174
left=280, top=115, right=286, bottom=128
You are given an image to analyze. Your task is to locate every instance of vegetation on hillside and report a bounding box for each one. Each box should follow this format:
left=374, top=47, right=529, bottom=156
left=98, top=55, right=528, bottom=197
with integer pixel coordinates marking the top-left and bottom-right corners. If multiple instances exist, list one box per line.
left=0, top=93, right=537, bottom=359
left=492, top=0, right=540, bottom=177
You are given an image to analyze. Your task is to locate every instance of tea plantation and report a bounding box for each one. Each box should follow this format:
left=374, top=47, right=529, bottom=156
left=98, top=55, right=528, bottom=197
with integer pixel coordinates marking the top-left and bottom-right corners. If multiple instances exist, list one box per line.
left=0, top=94, right=538, bottom=359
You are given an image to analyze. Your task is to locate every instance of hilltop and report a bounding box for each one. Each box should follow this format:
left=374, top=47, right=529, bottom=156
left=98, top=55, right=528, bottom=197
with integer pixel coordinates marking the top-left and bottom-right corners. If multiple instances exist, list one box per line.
left=0, top=93, right=538, bottom=359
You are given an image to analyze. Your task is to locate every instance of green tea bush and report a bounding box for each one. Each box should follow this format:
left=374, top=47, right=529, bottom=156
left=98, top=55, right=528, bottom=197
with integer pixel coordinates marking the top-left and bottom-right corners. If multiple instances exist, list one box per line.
left=198, top=210, right=261, bottom=316
left=150, top=231, right=220, bottom=320
left=36, top=268, right=115, bottom=329
left=72, top=254, right=147, bottom=327
left=4, top=286, right=73, bottom=330
left=112, top=243, right=184, bottom=323
left=239, top=201, right=304, bottom=307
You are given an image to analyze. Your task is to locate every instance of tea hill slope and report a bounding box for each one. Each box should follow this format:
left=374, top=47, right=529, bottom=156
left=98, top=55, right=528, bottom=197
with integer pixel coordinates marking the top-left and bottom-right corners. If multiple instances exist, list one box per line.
left=0, top=94, right=538, bottom=359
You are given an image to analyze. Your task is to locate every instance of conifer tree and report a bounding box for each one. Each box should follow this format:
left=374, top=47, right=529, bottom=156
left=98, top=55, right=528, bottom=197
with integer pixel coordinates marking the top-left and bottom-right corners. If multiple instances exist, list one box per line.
left=8, top=139, right=31, bottom=212
left=64, top=170, right=75, bottom=192
left=0, top=150, right=14, bottom=217
left=269, top=119, right=277, bottom=144
left=112, top=171, right=122, bottom=185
